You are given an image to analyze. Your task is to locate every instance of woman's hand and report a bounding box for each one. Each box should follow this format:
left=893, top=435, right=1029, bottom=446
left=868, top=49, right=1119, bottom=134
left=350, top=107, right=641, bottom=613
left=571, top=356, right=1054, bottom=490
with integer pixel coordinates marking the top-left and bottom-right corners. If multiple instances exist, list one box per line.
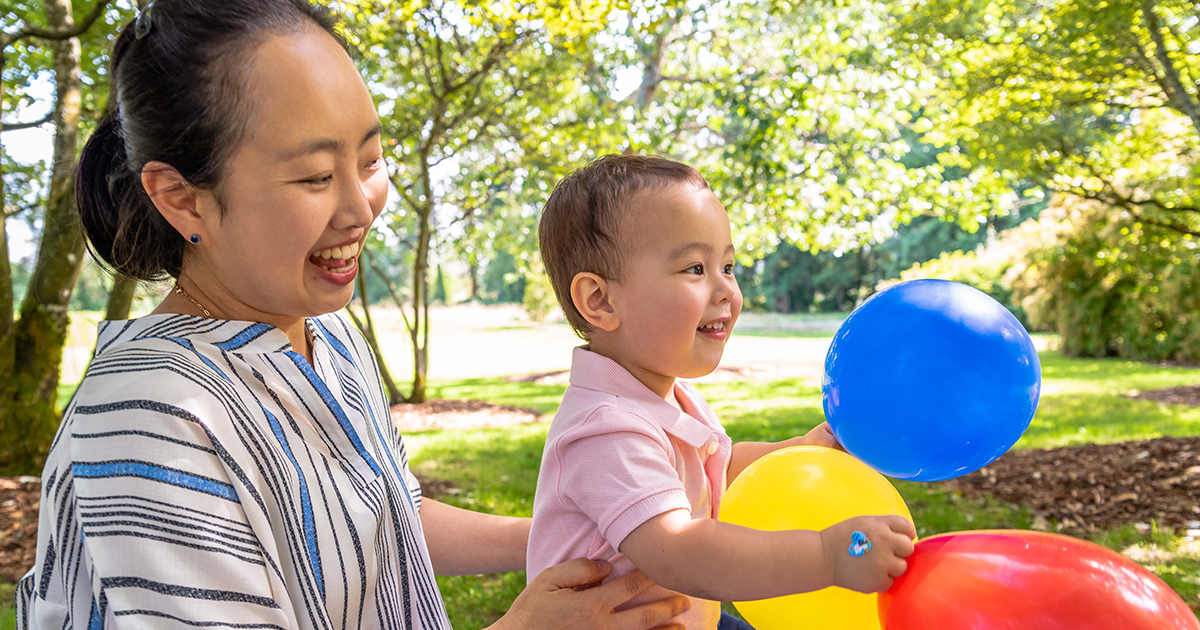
left=490, top=559, right=690, bottom=630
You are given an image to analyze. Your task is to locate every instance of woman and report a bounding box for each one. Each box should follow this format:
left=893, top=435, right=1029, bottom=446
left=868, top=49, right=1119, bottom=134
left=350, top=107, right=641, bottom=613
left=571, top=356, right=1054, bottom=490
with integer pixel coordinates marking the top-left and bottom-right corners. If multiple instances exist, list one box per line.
left=16, top=1, right=689, bottom=628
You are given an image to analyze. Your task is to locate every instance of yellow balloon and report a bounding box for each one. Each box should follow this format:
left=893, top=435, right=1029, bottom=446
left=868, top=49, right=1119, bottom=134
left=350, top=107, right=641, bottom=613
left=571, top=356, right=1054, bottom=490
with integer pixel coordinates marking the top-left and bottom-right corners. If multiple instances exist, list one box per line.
left=719, top=446, right=914, bottom=630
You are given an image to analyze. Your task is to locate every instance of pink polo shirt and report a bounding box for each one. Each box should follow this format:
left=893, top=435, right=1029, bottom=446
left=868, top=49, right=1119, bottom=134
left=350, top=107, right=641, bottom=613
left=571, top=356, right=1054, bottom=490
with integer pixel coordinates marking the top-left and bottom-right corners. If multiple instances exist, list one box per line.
left=528, top=347, right=733, bottom=630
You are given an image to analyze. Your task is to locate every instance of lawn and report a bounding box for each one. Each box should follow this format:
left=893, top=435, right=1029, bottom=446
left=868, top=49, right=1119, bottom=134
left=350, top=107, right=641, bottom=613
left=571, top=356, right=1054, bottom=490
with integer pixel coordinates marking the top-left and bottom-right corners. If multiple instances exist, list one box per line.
left=403, top=349, right=1200, bottom=627
left=22, top=344, right=1200, bottom=628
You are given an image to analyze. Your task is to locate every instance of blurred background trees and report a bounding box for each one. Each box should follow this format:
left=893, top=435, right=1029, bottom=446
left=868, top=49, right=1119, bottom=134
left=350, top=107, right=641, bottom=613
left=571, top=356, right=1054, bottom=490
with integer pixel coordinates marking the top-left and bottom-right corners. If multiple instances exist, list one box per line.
left=3, top=0, right=1198, bottom=471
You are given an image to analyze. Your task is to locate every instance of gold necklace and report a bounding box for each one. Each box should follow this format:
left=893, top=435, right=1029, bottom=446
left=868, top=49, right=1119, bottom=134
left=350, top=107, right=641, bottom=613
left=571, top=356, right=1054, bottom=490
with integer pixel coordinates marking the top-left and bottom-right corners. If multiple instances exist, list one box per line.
left=173, top=284, right=212, bottom=318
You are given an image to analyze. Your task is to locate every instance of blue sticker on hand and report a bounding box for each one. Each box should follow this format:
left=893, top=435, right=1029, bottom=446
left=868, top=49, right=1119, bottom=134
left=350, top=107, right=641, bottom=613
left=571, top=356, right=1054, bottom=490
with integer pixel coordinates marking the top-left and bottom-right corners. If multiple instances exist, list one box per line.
left=848, top=531, right=871, bottom=557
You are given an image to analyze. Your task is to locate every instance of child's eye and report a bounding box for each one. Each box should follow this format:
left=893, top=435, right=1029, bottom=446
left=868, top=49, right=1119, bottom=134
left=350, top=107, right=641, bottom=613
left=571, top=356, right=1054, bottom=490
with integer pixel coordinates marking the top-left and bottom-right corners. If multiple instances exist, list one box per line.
left=686, top=264, right=704, bottom=275
left=723, top=263, right=734, bottom=274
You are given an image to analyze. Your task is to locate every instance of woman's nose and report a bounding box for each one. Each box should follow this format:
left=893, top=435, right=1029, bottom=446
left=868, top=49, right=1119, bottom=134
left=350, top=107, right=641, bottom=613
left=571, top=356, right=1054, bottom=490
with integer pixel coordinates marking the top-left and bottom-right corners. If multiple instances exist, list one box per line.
left=336, top=175, right=377, bottom=229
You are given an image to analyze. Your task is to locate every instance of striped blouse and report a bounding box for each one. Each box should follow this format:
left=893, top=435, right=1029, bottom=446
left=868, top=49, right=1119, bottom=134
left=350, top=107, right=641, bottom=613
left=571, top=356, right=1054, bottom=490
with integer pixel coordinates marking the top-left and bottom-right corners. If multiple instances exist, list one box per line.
left=16, top=313, right=452, bottom=630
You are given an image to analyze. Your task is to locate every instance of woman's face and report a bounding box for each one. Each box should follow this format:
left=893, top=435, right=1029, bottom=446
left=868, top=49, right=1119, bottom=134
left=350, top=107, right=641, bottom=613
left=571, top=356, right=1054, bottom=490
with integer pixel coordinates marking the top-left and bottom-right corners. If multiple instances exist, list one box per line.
left=191, top=25, right=387, bottom=320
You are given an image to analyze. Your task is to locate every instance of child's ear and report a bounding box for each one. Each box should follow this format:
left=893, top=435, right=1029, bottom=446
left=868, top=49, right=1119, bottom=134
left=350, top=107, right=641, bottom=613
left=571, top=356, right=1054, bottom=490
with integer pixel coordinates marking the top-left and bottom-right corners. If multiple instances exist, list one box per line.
left=571, top=272, right=620, bottom=332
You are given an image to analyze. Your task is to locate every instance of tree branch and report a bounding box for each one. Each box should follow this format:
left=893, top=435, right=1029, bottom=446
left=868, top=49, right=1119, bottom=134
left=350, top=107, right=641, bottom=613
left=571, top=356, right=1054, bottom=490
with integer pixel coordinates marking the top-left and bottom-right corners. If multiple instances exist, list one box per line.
left=1134, top=214, right=1200, bottom=237
left=1139, top=0, right=1200, bottom=133
left=0, top=112, right=52, bottom=132
left=8, top=0, right=113, bottom=44
left=369, top=257, right=415, bottom=337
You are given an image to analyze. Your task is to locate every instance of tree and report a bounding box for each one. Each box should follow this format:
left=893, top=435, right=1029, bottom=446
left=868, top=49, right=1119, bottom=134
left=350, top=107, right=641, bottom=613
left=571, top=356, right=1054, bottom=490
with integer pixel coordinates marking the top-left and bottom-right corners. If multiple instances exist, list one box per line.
left=1, top=0, right=117, bottom=473
left=431, top=264, right=447, bottom=304
left=349, top=0, right=607, bottom=402
left=577, top=0, right=1014, bottom=258
left=899, top=0, right=1200, bottom=239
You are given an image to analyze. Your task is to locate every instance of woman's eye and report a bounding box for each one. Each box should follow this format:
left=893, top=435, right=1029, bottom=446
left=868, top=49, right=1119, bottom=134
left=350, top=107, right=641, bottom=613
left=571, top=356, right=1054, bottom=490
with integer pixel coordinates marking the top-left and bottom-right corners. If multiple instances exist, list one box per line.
left=687, top=264, right=704, bottom=275
left=366, top=157, right=385, bottom=171
left=304, top=174, right=333, bottom=186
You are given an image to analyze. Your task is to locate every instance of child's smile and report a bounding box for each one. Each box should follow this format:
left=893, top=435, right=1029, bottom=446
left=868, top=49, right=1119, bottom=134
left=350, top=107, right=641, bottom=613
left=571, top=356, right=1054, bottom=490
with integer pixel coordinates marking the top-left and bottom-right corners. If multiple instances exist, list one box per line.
left=595, top=183, right=743, bottom=397
left=698, top=317, right=730, bottom=341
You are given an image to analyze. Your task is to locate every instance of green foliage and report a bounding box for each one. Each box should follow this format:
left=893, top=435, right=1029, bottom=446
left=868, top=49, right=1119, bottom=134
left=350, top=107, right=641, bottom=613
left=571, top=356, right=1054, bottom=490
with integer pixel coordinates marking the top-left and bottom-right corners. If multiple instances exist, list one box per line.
left=739, top=200, right=1044, bottom=315
left=521, top=265, right=555, bottom=324
left=1011, top=198, right=1200, bottom=363
left=68, top=258, right=112, bottom=312
left=900, top=0, right=1200, bottom=239
left=480, top=250, right=525, bottom=305
left=892, top=241, right=1030, bottom=327
left=431, top=265, right=447, bottom=305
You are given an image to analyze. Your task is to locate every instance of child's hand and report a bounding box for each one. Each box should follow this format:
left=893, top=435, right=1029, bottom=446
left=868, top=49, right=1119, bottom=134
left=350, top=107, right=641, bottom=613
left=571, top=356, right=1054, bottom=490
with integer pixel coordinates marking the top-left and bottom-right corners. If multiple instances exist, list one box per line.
left=820, top=515, right=915, bottom=593
left=799, top=422, right=843, bottom=451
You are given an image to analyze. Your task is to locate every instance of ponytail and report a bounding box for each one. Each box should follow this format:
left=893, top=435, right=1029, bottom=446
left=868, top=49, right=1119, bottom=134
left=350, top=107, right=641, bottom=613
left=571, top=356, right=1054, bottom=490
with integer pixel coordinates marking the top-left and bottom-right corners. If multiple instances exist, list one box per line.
left=75, top=111, right=183, bottom=281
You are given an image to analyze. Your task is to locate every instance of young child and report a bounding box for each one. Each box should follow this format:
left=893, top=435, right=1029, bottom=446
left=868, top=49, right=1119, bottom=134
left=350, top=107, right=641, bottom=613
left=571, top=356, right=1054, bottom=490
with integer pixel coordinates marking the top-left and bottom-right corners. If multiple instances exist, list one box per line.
left=528, top=155, right=916, bottom=630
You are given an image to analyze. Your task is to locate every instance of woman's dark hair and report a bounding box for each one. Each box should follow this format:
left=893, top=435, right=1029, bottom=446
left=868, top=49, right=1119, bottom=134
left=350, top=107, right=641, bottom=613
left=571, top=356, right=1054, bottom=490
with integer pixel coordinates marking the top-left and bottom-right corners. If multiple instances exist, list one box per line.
left=76, top=0, right=346, bottom=280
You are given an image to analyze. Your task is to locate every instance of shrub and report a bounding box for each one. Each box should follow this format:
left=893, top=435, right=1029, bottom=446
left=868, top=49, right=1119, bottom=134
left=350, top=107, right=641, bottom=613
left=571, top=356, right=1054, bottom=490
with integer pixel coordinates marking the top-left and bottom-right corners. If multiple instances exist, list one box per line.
left=1010, top=197, right=1200, bottom=363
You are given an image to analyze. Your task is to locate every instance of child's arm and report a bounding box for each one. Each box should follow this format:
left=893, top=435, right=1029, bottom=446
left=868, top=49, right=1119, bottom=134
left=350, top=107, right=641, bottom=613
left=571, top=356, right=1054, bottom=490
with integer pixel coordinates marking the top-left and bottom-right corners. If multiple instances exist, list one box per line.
left=618, top=509, right=915, bottom=602
left=727, top=422, right=842, bottom=484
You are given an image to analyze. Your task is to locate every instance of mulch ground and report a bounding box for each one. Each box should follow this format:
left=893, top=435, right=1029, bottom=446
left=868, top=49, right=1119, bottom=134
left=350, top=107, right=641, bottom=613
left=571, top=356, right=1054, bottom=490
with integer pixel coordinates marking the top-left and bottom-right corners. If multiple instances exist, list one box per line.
left=941, top=435, right=1200, bottom=532
left=1, top=477, right=40, bottom=583
left=4, top=388, right=1200, bottom=584
left=389, top=398, right=543, bottom=433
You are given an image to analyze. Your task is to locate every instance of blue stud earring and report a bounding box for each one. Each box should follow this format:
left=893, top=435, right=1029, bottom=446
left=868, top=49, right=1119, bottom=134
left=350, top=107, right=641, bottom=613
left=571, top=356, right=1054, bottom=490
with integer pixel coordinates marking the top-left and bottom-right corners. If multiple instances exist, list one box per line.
left=189, top=234, right=201, bottom=244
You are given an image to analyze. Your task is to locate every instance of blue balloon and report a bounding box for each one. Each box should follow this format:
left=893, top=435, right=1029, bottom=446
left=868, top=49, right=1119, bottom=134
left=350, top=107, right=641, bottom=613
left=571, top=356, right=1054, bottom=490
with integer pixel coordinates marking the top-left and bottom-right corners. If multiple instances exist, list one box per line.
left=822, top=279, right=1041, bottom=482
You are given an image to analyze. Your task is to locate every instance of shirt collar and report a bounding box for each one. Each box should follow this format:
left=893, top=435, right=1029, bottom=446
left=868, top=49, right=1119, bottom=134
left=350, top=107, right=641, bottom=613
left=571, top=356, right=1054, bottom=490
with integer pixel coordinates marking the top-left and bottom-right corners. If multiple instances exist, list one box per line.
left=569, top=346, right=715, bottom=448
left=96, top=314, right=300, bottom=357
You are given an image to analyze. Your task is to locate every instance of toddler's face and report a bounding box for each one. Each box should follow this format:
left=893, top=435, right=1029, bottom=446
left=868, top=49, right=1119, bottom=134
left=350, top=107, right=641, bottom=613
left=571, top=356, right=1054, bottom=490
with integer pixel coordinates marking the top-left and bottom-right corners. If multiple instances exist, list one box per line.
left=606, top=184, right=743, bottom=380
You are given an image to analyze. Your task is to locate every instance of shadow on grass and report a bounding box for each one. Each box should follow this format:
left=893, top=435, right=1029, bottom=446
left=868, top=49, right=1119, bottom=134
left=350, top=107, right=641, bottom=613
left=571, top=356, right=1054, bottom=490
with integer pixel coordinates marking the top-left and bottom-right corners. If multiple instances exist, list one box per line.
left=406, top=424, right=549, bottom=517
left=422, top=379, right=567, bottom=417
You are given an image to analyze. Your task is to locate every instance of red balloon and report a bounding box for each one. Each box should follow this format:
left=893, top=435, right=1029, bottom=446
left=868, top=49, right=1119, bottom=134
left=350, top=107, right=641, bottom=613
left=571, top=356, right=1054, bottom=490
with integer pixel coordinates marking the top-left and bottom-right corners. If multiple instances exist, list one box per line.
left=879, top=530, right=1199, bottom=630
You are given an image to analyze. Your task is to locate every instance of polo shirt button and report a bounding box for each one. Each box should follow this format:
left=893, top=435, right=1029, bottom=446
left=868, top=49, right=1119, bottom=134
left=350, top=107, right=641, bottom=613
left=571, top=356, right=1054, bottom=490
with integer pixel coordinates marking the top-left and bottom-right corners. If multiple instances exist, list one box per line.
left=706, top=441, right=718, bottom=455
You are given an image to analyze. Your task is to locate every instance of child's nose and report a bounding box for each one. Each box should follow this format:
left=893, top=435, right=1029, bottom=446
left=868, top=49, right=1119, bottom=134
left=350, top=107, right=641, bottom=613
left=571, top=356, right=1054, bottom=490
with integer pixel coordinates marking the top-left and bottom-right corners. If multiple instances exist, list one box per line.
left=713, top=275, right=738, bottom=303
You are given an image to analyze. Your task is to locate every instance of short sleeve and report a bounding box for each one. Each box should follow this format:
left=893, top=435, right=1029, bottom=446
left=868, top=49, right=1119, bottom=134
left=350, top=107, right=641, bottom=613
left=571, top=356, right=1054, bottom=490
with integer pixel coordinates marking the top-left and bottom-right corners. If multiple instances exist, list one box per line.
left=554, top=407, right=692, bottom=551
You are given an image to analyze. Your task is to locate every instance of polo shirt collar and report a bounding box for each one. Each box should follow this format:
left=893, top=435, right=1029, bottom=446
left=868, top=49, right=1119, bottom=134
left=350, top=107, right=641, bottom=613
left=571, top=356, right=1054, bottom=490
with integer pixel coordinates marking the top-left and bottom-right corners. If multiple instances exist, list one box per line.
left=568, top=346, right=716, bottom=449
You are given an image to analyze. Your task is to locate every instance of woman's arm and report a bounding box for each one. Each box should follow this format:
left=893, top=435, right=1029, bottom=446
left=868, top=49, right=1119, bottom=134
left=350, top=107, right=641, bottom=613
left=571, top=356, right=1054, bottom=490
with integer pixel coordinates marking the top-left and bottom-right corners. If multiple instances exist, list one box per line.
left=419, top=498, right=531, bottom=575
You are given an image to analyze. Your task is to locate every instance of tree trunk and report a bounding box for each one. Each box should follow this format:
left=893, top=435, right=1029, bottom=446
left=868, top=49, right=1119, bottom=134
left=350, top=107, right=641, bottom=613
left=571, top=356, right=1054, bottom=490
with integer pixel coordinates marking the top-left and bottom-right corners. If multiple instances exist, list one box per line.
left=407, top=199, right=432, bottom=403
left=104, top=274, right=138, bottom=320
left=1, top=0, right=87, bottom=474
left=349, top=252, right=406, bottom=406
left=1, top=49, right=15, bottom=413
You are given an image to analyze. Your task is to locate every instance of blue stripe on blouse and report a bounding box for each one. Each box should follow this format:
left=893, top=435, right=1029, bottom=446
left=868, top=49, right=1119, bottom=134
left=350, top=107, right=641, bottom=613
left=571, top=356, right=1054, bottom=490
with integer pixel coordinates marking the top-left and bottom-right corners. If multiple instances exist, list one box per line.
left=256, top=403, right=324, bottom=597
left=72, top=461, right=239, bottom=502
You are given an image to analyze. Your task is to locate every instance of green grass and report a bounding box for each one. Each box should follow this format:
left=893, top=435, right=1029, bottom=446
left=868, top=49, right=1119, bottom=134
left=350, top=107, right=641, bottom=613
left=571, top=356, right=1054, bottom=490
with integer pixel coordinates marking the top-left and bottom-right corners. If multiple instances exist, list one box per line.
left=397, top=349, right=1200, bottom=626
left=46, top=348, right=1200, bottom=626
left=1, top=582, right=15, bottom=630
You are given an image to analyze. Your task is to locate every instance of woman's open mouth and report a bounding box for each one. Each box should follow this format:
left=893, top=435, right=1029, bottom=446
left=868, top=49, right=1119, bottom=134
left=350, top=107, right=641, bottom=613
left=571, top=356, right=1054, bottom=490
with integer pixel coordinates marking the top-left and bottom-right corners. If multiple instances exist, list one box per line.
left=309, top=241, right=360, bottom=274
left=309, top=241, right=361, bottom=285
